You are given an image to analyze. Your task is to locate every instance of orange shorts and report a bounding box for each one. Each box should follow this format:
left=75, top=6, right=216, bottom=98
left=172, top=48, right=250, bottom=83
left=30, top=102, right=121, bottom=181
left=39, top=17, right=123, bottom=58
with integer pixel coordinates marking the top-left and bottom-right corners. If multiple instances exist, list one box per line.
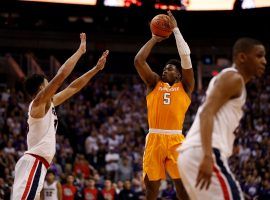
left=143, top=133, right=185, bottom=181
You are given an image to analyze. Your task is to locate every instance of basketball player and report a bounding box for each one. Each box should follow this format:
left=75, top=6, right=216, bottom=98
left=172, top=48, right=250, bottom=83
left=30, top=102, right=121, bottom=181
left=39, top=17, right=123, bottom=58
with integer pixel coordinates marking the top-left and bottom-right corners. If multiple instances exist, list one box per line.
left=41, top=170, right=62, bottom=200
left=11, top=33, right=109, bottom=200
left=178, top=38, right=266, bottom=199
left=134, top=11, right=194, bottom=200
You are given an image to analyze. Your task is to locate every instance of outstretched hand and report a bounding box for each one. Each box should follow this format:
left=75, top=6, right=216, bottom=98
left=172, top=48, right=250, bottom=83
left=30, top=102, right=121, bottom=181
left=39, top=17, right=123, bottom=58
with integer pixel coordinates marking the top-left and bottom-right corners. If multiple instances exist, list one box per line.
left=95, top=50, right=109, bottom=71
left=79, top=33, right=87, bottom=54
left=167, top=10, right=177, bottom=29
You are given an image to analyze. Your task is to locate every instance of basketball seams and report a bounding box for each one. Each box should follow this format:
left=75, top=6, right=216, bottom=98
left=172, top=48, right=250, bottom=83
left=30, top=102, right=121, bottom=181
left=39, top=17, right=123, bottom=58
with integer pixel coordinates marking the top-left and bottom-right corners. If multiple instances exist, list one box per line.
left=151, top=22, right=171, bottom=33
left=150, top=14, right=172, bottom=37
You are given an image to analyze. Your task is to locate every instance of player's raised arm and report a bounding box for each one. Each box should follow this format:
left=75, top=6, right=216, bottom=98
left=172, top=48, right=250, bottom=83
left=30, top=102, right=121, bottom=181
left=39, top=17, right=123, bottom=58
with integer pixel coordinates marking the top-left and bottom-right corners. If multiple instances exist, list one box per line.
left=196, top=71, right=244, bottom=190
left=53, top=50, right=109, bottom=106
left=134, top=35, right=166, bottom=90
left=32, top=33, right=86, bottom=113
left=168, top=10, right=195, bottom=97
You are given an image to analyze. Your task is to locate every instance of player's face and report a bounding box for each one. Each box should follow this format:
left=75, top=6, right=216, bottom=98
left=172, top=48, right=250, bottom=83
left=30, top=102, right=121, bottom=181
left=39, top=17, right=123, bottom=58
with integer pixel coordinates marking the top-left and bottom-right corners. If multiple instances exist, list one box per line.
left=162, top=64, right=180, bottom=84
left=46, top=173, right=54, bottom=182
left=245, top=45, right=267, bottom=77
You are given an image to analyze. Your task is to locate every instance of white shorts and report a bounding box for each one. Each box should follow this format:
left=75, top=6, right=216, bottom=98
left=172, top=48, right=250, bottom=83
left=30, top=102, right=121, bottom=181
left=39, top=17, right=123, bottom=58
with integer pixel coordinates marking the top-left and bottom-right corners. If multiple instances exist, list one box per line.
left=178, top=147, right=244, bottom=200
left=12, top=154, right=49, bottom=200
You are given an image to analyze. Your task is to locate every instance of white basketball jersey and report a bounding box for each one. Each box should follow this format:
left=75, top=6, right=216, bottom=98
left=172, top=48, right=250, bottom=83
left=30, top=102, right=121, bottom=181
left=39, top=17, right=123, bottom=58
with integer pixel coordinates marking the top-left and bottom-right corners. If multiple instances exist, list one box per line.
left=25, top=101, right=58, bottom=163
left=43, top=181, right=58, bottom=200
left=180, top=67, right=246, bottom=157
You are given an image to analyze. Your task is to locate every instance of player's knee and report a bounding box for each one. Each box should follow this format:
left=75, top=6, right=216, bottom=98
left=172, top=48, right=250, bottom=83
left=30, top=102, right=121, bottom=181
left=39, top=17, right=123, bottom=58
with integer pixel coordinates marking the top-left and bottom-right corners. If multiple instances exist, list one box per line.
left=144, top=175, right=160, bottom=194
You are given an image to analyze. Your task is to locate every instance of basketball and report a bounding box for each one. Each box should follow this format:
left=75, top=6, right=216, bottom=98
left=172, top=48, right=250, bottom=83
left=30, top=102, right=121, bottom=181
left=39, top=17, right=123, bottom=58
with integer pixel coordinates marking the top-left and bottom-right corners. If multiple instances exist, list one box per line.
left=150, top=14, right=172, bottom=37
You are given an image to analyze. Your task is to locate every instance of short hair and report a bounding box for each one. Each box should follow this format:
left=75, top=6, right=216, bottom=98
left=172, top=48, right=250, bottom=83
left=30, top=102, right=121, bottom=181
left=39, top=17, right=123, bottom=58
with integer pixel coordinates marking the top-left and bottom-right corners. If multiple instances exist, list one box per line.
left=46, top=169, right=55, bottom=176
left=166, top=59, right=182, bottom=69
left=24, top=74, right=46, bottom=97
left=233, top=37, right=262, bottom=58
left=165, top=59, right=182, bottom=78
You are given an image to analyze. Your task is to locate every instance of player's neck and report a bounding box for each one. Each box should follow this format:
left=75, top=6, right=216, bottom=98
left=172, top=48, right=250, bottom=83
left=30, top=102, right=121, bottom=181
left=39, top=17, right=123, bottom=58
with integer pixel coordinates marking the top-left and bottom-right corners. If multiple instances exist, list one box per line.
left=164, top=80, right=179, bottom=86
left=233, top=64, right=250, bottom=84
left=47, top=180, right=54, bottom=185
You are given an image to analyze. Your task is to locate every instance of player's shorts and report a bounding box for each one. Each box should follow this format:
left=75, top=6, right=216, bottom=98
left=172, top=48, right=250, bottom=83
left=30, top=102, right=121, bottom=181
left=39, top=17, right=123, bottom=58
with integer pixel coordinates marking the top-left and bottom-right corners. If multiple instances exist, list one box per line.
left=178, top=147, right=244, bottom=200
left=143, top=130, right=185, bottom=181
left=12, top=153, right=50, bottom=200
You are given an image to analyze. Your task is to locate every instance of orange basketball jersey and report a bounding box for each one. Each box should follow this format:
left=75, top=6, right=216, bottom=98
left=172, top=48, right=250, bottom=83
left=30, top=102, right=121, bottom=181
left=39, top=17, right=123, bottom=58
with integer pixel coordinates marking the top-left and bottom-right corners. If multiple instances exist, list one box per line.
left=146, top=81, right=191, bottom=130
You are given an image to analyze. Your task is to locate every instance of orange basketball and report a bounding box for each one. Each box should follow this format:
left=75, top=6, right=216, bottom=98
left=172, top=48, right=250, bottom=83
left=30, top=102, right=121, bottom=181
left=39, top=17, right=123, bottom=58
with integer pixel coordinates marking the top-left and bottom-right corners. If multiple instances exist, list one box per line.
left=150, top=14, right=172, bottom=37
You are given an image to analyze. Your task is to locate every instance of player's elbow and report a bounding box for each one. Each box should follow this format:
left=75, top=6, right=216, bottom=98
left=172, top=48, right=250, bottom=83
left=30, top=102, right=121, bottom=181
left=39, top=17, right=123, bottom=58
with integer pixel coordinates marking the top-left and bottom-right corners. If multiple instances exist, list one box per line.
left=134, top=54, right=145, bottom=68
left=134, top=55, right=141, bottom=67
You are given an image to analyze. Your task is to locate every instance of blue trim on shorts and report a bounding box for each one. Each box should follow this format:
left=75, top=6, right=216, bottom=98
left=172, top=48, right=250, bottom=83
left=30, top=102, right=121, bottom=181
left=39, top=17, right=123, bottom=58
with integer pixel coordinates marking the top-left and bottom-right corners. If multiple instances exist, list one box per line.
left=213, top=148, right=241, bottom=200
left=26, top=161, right=42, bottom=200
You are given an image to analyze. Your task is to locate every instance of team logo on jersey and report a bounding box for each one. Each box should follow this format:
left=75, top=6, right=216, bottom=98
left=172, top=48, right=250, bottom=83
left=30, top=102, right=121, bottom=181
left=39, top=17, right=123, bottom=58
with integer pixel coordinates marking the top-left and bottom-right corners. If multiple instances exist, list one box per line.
left=158, top=86, right=179, bottom=92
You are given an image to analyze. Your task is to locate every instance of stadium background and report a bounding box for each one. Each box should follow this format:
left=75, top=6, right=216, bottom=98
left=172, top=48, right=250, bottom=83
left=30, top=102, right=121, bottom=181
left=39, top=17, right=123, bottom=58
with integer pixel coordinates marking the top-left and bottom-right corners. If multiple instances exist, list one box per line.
left=0, top=0, right=269, bottom=199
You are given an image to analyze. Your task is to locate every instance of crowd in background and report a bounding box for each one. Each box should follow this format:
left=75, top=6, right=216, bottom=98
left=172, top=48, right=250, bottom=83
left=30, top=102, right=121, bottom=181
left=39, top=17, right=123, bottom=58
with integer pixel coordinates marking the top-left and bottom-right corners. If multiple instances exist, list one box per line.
left=0, top=73, right=269, bottom=200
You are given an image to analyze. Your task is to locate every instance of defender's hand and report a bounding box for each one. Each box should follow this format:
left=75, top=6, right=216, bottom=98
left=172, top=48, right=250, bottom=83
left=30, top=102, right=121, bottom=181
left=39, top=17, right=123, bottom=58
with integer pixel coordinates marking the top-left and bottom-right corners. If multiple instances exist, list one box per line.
left=95, top=50, right=109, bottom=71
left=196, top=155, right=214, bottom=190
left=79, top=33, right=86, bottom=54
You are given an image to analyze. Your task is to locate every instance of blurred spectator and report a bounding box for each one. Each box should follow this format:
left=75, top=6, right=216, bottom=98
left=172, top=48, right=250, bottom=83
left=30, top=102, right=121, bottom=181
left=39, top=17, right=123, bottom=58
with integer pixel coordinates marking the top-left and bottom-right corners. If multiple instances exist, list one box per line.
left=101, top=180, right=117, bottom=200
left=50, top=157, right=63, bottom=179
left=4, top=140, right=16, bottom=155
left=114, top=180, right=124, bottom=195
left=258, top=180, right=270, bottom=200
left=83, top=178, right=102, bottom=200
left=161, top=181, right=177, bottom=200
left=73, top=154, right=91, bottom=179
left=117, top=156, right=133, bottom=181
left=62, top=175, right=77, bottom=200
left=105, top=147, right=120, bottom=181
left=118, top=180, right=136, bottom=200
left=0, top=177, right=10, bottom=199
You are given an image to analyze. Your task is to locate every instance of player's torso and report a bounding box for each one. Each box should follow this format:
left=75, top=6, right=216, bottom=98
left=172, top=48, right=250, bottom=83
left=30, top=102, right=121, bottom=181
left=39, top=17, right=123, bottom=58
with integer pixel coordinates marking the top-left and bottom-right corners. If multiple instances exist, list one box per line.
left=183, top=68, right=246, bottom=156
left=25, top=101, right=58, bottom=163
left=43, top=181, right=58, bottom=200
left=146, top=81, right=191, bottom=130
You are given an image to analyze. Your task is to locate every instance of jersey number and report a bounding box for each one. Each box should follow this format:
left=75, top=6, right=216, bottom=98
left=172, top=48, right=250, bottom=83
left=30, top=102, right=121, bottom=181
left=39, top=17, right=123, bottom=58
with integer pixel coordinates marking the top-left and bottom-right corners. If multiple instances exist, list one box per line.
left=46, top=191, right=53, bottom=196
left=163, top=93, right=171, bottom=105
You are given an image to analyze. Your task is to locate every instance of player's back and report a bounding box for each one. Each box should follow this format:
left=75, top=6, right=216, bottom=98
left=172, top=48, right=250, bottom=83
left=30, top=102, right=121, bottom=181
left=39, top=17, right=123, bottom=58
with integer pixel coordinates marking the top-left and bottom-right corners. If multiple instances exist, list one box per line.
left=25, top=101, right=58, bottom=163
left=43, top=181, right=58, bottom=200
left=147, top=80, right=191, bottom=132
left=181, top=67, right=246, bottom=157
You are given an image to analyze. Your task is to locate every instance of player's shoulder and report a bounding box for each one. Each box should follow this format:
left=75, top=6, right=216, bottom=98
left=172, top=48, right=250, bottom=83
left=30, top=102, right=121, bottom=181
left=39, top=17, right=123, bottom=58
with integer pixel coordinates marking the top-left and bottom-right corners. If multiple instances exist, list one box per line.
left=214, top=70, right=244, bottom=97
left=218, top=69, right=244, bottom=86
